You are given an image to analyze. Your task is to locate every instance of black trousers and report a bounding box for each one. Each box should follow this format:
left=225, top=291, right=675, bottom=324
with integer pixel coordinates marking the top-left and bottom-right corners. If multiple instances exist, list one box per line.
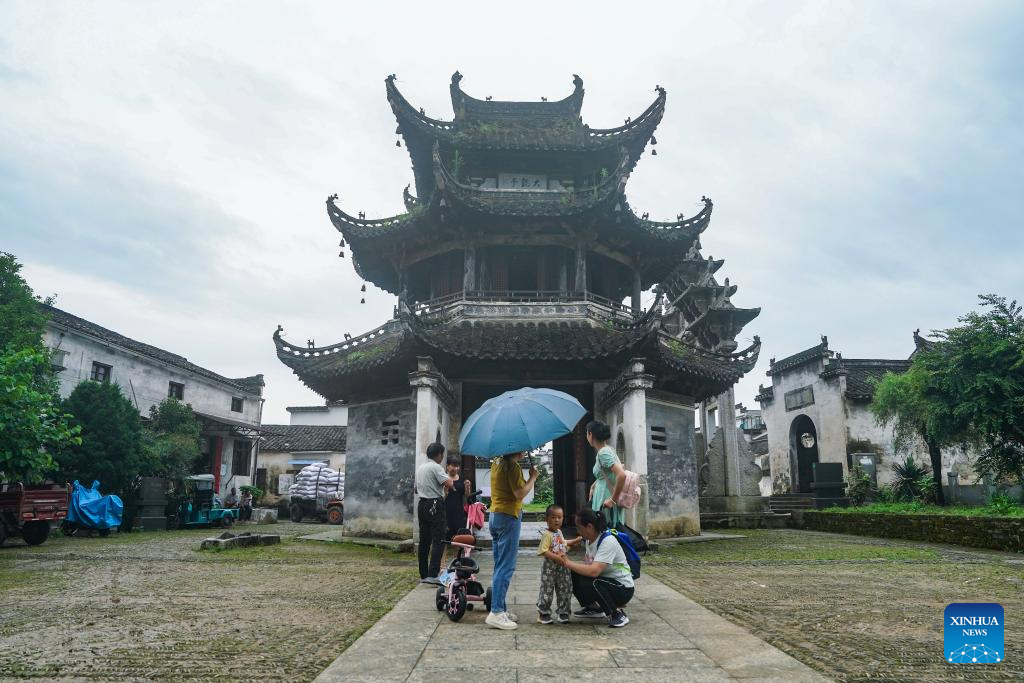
left=417, top=497, right=446, bottom=579
left=571, top=571, right=634, bottom=616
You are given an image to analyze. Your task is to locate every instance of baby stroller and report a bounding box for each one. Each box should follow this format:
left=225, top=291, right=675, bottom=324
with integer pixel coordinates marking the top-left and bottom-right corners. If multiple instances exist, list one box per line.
left=435, top=530, right=491, bottom=621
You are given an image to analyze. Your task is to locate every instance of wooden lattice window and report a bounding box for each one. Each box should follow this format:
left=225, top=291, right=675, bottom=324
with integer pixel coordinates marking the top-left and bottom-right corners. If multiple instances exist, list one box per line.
left=381, top=419, right=400, bottom=445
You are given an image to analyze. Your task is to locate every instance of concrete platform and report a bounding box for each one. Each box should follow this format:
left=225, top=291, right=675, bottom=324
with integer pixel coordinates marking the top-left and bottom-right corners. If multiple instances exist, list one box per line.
left=313, top=550, right=832, bottom=682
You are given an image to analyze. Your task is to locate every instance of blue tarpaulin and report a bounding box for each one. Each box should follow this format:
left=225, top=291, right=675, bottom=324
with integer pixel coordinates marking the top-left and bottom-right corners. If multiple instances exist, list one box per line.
left=67, top=480, right=123, bottom=530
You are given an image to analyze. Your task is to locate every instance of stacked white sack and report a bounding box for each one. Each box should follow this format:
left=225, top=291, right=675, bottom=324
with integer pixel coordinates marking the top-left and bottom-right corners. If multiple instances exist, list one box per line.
left=288, top=463, right=344, bottom=500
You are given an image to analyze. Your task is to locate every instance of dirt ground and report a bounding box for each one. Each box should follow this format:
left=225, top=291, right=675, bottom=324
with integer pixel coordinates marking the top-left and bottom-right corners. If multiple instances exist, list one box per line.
left=648, top=528, right=1024, bottom=682
left=0, top=521, right=417, bottom=682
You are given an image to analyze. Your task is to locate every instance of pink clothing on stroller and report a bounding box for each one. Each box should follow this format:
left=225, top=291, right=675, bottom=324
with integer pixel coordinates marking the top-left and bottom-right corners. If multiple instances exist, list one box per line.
left=465, top=501, right=486, bottom=530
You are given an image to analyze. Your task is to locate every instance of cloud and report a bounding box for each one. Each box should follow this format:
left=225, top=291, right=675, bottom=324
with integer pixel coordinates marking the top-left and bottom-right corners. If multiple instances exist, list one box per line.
left=1, top=1, right=1022, bottom=423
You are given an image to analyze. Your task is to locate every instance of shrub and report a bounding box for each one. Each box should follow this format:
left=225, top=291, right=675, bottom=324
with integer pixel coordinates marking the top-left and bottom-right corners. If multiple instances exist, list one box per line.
left=845, top=463, right=874, bottom=505
left=987, top=492, right=1020, bottom=515
left=240, top=485, right=264, bottom=502
left=891, top=456, right=933, bottom=503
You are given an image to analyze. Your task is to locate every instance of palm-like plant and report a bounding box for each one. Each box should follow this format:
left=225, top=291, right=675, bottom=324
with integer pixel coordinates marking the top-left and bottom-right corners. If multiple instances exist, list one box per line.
left=891, top=456, right=933, bottom=502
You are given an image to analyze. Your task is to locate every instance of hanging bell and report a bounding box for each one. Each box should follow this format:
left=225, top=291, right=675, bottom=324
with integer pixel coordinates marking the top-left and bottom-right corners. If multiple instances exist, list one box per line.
left=396, top=125, right=402, bottom=134
left=651, top=149, right=658, bottom=156
left=339, top=239, right=346, bottom=247
left=360, top=284, right=366, bottom=292
left=650, top=136, right=658, bottom=145
left=339, top=250, right=345, bottom=258
left=396, top=139, right=402, bottom=147
left=360, top=298, right=365, bottom=304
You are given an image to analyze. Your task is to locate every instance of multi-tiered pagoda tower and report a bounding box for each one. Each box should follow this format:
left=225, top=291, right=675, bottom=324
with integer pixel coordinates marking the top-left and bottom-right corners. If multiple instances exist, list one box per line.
left=275, top=73, right=760, bottom=538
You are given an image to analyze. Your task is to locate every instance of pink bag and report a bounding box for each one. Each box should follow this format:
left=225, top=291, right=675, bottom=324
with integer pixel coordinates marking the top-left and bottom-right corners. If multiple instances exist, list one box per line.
left=617, top=469, right=641, bottom=509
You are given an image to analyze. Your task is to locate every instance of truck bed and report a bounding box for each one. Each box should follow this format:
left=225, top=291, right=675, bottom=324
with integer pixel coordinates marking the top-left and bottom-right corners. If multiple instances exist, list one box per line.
left=0, top=483, right=71, bottom=522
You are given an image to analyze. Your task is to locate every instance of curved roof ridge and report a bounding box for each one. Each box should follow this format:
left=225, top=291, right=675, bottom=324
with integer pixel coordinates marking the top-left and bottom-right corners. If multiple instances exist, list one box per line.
left=449, top=71, right=585, bottom=118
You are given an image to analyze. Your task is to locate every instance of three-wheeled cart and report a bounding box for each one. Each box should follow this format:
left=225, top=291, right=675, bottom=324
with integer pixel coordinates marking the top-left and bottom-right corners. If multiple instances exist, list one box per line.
left=0, top=482, right=70, bottom=546
left=173, top=474, right=240, bottom=529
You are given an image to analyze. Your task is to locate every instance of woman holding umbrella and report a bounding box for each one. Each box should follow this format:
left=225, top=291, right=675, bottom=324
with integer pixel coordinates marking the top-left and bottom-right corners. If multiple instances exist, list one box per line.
left=486, top=451, right=538, bottom=630
left=459, top=387, right=587, bottom=632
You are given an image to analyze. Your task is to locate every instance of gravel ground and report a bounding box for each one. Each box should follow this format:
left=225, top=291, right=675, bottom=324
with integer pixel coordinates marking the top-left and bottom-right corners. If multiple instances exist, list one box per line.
left=0, top=522, right=417, bottom=682
left=647, top=528, right=1024, bottom=682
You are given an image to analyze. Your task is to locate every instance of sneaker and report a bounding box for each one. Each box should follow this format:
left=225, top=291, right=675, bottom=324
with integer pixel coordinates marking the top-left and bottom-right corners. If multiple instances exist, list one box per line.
left=504, top=611, right=519, bottom=623
left=608, top=610, right=630, bottom=628
left=536, top=613, right=553, bottom=625
left=557, top=614, right=571, bottom=624
left=485, top=611, right=518, bottom=630
left=573, top=605, right=606, bottom=619
left=422, top=577, right=442, bottom=586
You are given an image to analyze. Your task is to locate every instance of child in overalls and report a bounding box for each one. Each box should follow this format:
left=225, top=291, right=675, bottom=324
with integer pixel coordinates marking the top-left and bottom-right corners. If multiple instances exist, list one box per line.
left=536, top=504, right=580, bottom=624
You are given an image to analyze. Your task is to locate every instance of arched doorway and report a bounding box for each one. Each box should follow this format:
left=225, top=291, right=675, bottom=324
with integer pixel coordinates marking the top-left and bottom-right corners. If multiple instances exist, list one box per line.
left=789, top=415, right=819, bottom=493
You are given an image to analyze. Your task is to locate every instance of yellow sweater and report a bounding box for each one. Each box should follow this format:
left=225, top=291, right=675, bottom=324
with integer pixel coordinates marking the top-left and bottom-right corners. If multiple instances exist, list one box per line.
left=490, top=457, right=526, bottom=517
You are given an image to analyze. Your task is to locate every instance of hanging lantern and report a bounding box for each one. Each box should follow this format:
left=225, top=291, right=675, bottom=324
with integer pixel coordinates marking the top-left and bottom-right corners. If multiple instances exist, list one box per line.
left=360, top=284, right=366, bottom=292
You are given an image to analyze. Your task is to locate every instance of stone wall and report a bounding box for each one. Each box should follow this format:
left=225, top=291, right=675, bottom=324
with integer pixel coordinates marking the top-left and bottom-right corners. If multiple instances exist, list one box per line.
left=794, top=511, right=1024, bottom=553
left=645, top=398, right=700, bottom=537
left=342, top=397, right=416, bottom=539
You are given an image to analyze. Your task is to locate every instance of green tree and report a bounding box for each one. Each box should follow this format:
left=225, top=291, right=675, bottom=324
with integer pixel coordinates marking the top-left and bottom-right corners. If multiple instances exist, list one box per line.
left=0, top=252, right=51, bottom=352
left=873, top=294, right=1024, bottom=497
left=871, top=364, right=954, bottom=505
left=142, top=398, right=202, bottom=482
left=932, top=295, right=1024, bottom=483
left=56, top=381, right=144, bottom=495
left=0, top=348, right=81, bottom=482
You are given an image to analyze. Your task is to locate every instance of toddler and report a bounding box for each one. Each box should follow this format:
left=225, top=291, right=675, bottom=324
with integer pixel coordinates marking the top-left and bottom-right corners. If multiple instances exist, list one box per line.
left=536, top=504, right=580, bottom=624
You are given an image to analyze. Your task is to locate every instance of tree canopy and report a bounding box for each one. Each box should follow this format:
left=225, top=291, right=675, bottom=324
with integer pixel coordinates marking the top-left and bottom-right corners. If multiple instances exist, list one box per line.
left=142, top=398, right=203, bottom=483
left=56, top=381, right=145, bottom=494
left=0, top=348, right=81, bottom=482
left=0, top=252, right=51, bottom=352
left=872, top=294, right=1024, bottom=486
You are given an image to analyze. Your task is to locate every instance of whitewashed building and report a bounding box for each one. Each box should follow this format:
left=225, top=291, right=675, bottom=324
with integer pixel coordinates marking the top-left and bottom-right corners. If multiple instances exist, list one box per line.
left=258, top=402, right=348, bottom=495
left=43, top=305, right=264, bottom=498
left=755, top=334, right=971, bottom=494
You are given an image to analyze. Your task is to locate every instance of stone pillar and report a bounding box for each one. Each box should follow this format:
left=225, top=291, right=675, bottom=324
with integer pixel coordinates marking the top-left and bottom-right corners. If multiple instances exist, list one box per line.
left=720, top=387, right=742, bottom=496
left=574, top=242, right=587, bottom=293
left=631, top=269, right=642, bottom=313
left=408, top=357, right=455, bottom=544
left=463, top=245, right=475, bottom=292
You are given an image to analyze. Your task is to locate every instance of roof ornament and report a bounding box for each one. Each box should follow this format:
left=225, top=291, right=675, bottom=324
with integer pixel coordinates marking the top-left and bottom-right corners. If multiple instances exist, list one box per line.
left=624, top=117, right=631, bottom=125
left=820, top=334, right=829, bottom=347
left=573, top=74, right=583, bottom=89
left=307, top=339, right=315, bottom=348
left=358, top=211, right=365, bottom=219
left=276, top=324, right=283, bottom=335
left=541, top=96, right=548, bottom=102
left=344, top=333, right=352, bottom=340
left=451, top=70, right=462, bottom=85
left=486, top=95, right=492, bottom=101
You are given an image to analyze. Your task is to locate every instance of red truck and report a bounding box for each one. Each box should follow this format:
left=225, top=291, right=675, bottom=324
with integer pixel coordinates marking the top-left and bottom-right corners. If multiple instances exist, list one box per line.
left=0, top=482, right=70, bottom=546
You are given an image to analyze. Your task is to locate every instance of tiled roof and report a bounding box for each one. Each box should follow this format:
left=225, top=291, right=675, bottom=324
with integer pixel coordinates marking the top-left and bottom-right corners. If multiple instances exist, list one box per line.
left=656, top=334, right=760, bottom=382
left=260, top=425, right=347, bottom=452
left=410, top=318, right=648, bottom=361
left=766, top=338, right=832, bottom=376
left=754, top=384, right=774, bottom=403
left=822, top=359, right=911, bottom=400
left=45, top=305, right=263, bottom=396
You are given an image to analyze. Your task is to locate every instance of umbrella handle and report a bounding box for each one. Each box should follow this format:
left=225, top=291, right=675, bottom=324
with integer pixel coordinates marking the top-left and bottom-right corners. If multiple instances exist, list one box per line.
left=527, top=453, right=535, bottom=468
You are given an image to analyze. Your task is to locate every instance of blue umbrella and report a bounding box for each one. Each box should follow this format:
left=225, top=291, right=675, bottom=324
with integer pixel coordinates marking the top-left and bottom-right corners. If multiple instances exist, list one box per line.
left=459, top=387, right=587, bottom=458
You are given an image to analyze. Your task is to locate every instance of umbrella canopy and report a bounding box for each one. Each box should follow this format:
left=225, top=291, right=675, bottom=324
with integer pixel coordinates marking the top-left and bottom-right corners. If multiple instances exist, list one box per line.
left=459, top=387, right=587, bottom=458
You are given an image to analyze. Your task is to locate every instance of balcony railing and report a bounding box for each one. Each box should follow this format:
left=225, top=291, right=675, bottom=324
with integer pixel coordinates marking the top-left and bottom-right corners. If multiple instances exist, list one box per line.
left=410, top=289, right=639, bottom=323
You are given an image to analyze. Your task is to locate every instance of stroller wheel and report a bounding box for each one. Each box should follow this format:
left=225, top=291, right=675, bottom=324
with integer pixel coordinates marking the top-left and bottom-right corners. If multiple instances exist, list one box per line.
left=483, top=587, right=492, bottom=613
left=446, top=587, right=467, bottom=622
left=434, top=586, right=446, bottom=611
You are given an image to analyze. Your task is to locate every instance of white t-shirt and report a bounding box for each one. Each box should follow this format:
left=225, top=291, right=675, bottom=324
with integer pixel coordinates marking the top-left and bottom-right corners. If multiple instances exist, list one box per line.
left=584, top=533, right=635, bottom=588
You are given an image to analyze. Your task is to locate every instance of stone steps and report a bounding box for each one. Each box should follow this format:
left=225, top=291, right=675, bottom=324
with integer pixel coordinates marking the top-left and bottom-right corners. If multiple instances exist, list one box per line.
left=700, top=511, right=791, bottom=530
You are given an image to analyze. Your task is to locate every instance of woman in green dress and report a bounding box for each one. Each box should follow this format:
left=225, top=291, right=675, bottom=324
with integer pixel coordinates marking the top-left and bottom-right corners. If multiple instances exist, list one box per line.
left=586, top=420, right=627, bottom=527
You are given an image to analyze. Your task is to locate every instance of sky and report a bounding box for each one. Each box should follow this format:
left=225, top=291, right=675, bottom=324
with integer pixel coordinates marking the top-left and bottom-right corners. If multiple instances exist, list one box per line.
left=1, top=1, right=1022, bottom=424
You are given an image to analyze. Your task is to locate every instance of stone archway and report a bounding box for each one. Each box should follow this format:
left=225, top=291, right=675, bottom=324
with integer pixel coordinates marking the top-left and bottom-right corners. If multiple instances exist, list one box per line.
left=789, top=415, right=819, bottom=494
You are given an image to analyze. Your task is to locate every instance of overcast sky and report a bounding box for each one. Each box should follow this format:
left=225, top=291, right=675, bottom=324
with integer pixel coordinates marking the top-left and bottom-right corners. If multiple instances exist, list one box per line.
left=2, top=1, right=1021, bottom=423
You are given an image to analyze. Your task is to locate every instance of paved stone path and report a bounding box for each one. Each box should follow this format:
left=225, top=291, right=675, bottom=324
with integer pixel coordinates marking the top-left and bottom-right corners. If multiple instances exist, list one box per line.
left=314, top=550, right=831, bottom=682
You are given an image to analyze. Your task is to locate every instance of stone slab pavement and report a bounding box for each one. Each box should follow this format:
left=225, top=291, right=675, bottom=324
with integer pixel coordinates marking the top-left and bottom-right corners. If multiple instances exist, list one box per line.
left=314, top=550, right=831, bottom=683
